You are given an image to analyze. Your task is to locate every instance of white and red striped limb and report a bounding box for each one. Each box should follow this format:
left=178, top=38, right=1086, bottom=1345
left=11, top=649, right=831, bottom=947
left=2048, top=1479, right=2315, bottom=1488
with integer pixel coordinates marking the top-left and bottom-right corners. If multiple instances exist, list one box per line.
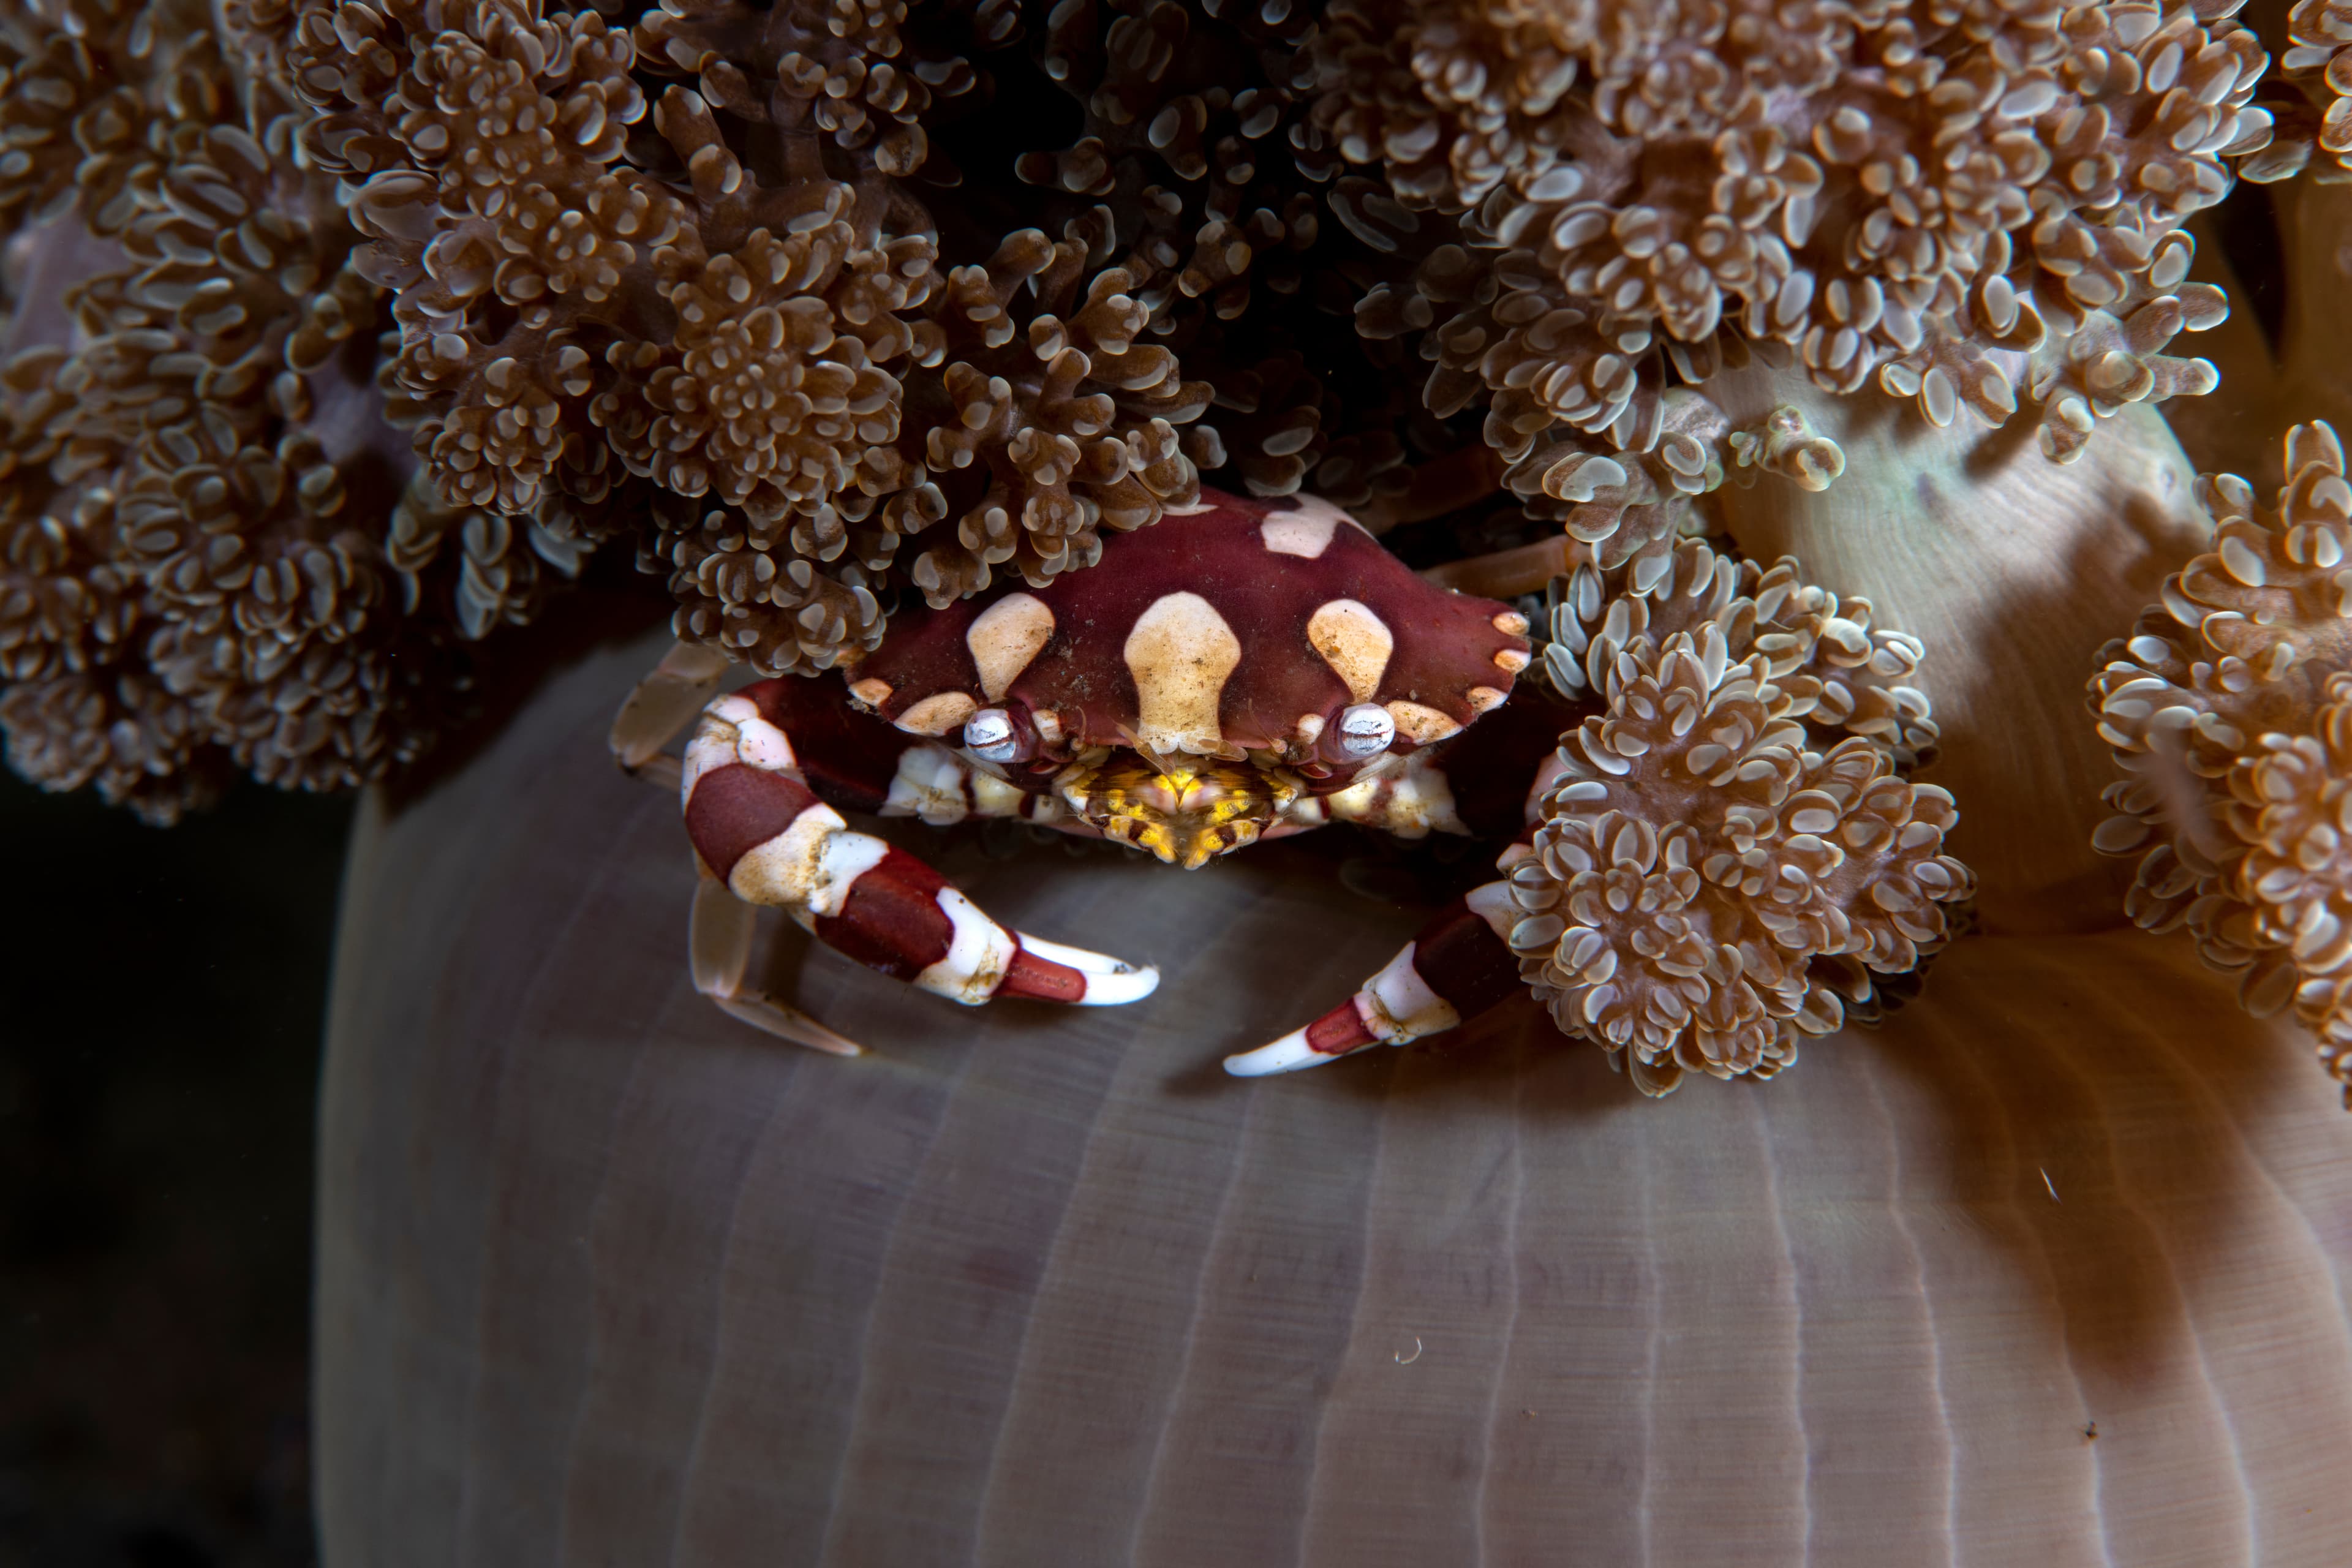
left=1224, top=881, right=1522, bottom=1076
left=680, top=688, right=1156, bottom=1037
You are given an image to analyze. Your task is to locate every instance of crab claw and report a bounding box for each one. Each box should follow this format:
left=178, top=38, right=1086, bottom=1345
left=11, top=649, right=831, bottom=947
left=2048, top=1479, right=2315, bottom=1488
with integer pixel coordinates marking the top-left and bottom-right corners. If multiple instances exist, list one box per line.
left=1224, top=886, right=1522, bottom=1077
left=684, top=691, right=1158, bottom=1022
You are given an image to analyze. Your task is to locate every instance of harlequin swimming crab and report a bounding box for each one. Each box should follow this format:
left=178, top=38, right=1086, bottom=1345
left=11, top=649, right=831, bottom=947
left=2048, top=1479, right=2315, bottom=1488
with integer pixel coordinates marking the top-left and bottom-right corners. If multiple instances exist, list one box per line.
left=612, top=488, right=1975, bottom=1093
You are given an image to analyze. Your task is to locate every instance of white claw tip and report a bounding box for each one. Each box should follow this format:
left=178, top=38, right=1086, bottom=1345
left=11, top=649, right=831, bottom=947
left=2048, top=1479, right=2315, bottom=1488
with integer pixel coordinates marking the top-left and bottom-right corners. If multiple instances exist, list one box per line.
left=1079, top=963, right=1159, bottom=1006
left=1014, top=933, right=1162, bottom=1006
left=1223, top=1026, right=1333, bottom=1077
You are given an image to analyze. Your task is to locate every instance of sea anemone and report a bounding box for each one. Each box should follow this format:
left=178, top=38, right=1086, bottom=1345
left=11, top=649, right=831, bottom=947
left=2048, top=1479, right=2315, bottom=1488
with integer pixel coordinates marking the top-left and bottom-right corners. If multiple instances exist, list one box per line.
left=1493, top=535, right=1966, bottom=1093
left=2243, top=0, right=2352, bottom=183
left=1321, top=0, right=2268, bottom=569
left=0, top=0, right=472, bottom=822
left=7, top=0, right=2324, bottom=1552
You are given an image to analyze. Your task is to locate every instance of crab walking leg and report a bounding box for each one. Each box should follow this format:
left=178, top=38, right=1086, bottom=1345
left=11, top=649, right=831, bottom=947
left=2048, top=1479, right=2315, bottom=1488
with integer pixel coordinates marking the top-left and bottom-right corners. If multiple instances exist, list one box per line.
left=685, top=693, right=1158, bottom=1010
left=1224, top=882, right=1522, bottom=1076
left=610, top=641, right=736, bottom=790
left=689, top=869, right=864, bottom=1055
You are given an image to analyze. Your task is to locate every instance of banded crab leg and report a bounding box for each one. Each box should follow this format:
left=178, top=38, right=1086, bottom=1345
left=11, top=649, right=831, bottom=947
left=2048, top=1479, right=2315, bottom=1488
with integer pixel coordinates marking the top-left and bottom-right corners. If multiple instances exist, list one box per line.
left=610, top=649, right=1157, bottom=1050
left=1227, top=687, right=1573, bottom=1074
left=682, top=682, right=1157, bottom=1036
left=1225, top=884, right=1525, bottom=1076
left=612, top=646, right=880, bottom=1052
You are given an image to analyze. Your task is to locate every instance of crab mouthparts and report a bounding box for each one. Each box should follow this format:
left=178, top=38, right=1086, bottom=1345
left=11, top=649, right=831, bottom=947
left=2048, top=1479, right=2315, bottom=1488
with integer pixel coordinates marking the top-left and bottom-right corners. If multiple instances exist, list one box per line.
left=1068, top=755, right=1295, bottom=870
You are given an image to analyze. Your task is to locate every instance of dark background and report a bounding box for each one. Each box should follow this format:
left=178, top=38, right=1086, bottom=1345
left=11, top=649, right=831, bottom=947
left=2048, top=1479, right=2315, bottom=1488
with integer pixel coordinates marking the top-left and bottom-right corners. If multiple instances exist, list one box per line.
left=4, top=772, right=342, bottom=1568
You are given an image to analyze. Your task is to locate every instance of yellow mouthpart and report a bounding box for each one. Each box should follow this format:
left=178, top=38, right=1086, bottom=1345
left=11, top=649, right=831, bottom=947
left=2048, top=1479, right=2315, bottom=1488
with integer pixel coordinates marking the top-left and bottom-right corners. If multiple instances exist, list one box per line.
left=1068, top=755, right=1299, bottom=870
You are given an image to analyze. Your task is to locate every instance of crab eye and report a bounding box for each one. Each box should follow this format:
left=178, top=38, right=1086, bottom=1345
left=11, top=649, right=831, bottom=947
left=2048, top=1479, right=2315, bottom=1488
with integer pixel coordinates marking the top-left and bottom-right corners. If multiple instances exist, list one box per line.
left=963, top=706, right=1023, bottom=763
left=1335, top=703, right=1395, bottom=758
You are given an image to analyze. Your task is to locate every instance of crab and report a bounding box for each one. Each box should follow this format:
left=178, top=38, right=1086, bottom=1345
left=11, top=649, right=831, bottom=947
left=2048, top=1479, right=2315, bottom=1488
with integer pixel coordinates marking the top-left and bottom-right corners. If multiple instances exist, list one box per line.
left=610, top=484, right=1972, bottom=1087
left=609, top=485, right=1570, bottom=1074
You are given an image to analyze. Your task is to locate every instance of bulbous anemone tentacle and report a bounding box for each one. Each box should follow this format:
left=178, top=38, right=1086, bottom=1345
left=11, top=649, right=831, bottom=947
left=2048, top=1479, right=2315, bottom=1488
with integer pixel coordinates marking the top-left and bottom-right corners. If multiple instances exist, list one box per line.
left=1509, top=631, right=1972, bottom=1094
left=2090, top=419, right=2352, bottom=1102
left=1320, top=0, right=2262, bottom=580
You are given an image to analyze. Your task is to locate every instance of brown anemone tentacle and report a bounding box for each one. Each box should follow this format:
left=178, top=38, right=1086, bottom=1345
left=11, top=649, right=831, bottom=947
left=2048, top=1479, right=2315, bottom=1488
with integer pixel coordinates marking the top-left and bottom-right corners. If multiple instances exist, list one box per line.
left=2089, top=418, right=2352, bottom=1102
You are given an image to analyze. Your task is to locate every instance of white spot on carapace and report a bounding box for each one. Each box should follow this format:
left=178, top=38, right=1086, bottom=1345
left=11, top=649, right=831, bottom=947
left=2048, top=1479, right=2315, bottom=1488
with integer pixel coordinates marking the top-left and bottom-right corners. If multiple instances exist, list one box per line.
left=1306, top=599, right=1394, bottom=703
left=1259, top=493, right=1364, bottom=557
left=1384, top=700, right=1462, bottom=745
left=1493, top=647, right=1531, bottom=674
left=1124, top=592, right=1242, bottom=755
left=894, top=691, right=979, bottom=736
left=1465, top=685, right=1507, bottom=715
left=965, top=593, right=1055, bottom=701
left=1162, top=496, right=1218, bottom=516
left=847, top=677, right=892, bottom=710
left=1492, top=609, right=1529, bottom=635
left=1293, top=712, right=1327, bottom=746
